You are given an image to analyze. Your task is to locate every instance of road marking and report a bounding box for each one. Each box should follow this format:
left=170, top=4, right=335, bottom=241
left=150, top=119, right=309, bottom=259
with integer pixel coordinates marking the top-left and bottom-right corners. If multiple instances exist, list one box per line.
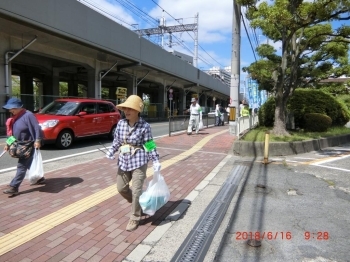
left=303, top=152, right=350, bottom=165
left=0, top=129, right=228, bottom=256
left=312, top=164, right=350, bottom=173
left=292, top=157, right=316, bottom=160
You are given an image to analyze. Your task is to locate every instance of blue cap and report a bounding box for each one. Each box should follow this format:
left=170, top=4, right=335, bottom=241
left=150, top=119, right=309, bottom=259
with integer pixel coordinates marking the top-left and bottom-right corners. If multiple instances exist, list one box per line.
left=2, top=97, right=23, bottom=109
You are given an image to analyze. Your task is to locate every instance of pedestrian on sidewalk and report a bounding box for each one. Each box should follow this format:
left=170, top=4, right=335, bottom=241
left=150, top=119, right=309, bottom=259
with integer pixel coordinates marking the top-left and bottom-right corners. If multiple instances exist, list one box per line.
left=240, top=101, right=250, bottom=117
left=215, top=104, right=221, bottom=126
left=106, top=95, right=161, bottom=232
left=219, top=105, right=225, bottom=126
left=2, top=97, right=45, bottom=196
left=186, top=97, right=202, bottom=135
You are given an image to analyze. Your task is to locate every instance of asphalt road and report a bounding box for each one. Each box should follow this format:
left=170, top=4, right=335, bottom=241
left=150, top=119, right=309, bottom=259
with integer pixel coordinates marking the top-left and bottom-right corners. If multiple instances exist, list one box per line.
left=217, top=145, right=350, bottom=262
left=0, top=121, right=170, bottom=172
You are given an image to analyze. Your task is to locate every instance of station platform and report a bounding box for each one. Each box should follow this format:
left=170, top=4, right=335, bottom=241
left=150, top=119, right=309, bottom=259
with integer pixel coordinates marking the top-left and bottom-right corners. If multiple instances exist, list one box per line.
left=0, top=125, right=235, bottom=262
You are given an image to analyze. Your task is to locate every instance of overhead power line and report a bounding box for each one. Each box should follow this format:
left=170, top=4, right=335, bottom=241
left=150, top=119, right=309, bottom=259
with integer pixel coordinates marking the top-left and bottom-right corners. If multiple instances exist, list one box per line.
left=241, top=12, right=257, bottom=62
left=115, top=0, right=159, bottom=28
left=151, top=0, right=225, bottom=69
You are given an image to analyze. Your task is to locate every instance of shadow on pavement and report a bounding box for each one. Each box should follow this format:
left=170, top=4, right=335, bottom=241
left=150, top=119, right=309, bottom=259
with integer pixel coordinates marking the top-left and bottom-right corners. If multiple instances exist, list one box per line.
left=20, top=177, right=84, bottom=195
left=140, top=200, right=189, bottom=226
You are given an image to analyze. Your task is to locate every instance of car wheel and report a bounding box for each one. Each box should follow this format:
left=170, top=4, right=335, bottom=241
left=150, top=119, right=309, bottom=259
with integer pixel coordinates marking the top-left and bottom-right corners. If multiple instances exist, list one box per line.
left=108, top=125, right=117, bottom=140
left=56, top=130, right=73, bottom=149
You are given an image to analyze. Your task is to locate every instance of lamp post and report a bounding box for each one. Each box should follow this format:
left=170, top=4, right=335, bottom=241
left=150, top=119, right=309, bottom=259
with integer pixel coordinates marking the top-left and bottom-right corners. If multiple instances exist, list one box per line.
left=169, top=88, right=173, bottom=116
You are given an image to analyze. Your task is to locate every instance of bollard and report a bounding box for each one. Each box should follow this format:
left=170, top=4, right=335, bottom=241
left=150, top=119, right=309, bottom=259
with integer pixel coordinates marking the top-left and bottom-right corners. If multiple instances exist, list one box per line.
left=263, top=131, right=270, bottom=164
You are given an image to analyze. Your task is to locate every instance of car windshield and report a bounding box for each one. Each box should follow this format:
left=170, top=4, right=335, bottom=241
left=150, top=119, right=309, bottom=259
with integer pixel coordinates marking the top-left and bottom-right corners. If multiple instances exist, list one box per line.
left=38, top=101, right=80, bottom=116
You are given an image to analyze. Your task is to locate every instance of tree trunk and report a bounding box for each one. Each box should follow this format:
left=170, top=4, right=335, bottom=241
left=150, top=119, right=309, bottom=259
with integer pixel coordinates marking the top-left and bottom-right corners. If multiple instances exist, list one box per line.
left=272, top=92, right=290, bottom=136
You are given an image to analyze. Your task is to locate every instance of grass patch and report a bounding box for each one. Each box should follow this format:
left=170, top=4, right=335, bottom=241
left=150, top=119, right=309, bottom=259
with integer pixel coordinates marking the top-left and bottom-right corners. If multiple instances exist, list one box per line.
left=241, top=126, right=350, bottom=142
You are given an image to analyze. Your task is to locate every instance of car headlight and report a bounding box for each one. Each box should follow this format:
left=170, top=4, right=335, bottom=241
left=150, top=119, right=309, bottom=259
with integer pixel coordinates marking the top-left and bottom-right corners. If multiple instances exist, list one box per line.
left=40, top=120, right=59, bottom=129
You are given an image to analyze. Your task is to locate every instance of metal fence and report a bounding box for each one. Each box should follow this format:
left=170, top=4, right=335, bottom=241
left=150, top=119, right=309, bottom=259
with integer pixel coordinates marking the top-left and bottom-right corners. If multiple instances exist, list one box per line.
left=0, top=112, right=10, bottom=135
left=168, top=114, right=229, bottom=136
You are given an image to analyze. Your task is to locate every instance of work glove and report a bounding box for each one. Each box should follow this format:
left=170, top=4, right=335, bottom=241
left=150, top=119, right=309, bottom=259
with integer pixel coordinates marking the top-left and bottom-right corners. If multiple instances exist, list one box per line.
left=106, top=149, right=115, bottom=160
left=153, top=160, right=161, bottom=172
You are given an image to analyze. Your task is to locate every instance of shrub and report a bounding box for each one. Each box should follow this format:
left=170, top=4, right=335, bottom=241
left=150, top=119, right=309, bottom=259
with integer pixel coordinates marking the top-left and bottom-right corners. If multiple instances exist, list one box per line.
left=258, top=97, right=275, bottom=127
left=288, top=89, right=350, bottom=127
left=304, top=113, right=332, bottom=132
left=258, top=89, right=350, bottom=128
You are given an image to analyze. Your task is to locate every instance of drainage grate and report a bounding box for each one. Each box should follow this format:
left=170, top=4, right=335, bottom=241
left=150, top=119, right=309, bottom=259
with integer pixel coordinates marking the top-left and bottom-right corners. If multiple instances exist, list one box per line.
left=170, top=165, right=248, bottom=262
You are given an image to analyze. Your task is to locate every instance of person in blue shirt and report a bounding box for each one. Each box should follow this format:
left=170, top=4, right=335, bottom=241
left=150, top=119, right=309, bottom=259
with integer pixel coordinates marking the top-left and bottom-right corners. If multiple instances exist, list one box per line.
left=106, top=95, right=161, bottom=232
left=2, top=97, right=44, bottom=196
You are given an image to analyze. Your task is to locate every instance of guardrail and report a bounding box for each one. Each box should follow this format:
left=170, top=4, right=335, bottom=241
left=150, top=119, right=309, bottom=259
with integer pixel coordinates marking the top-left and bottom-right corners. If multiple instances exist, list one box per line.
left=168, top=114, right=229, bottom=136
left=235, top=114, right=259, bottom=139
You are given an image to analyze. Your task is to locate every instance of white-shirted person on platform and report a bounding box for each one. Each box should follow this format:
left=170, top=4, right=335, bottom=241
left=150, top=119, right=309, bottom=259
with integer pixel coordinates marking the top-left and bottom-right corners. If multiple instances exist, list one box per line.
left=186, top=98, right=202, bottom=135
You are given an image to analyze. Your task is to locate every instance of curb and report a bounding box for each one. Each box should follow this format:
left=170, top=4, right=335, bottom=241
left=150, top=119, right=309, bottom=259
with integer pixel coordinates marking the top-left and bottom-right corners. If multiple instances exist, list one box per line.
left=233, top=134, right=350, bottom=156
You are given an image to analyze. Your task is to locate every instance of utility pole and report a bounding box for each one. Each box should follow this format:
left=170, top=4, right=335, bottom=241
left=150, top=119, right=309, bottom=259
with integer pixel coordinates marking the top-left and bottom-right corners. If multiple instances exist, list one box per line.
left=229, top=0, right=241, bottom=135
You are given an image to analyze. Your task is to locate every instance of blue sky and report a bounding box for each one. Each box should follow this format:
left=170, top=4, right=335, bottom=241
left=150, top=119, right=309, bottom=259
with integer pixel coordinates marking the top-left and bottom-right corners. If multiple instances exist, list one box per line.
left=79, top=0, right=259, bottom=83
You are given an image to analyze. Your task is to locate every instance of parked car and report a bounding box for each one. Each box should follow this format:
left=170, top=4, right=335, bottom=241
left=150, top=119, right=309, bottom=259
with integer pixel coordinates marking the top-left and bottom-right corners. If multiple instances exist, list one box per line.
left=35, top=98, right=121, bottom=149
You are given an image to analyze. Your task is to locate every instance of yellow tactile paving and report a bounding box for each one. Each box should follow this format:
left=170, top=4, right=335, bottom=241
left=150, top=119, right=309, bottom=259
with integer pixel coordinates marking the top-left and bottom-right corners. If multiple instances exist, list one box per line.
left=0, top=129, right=228, bottom=256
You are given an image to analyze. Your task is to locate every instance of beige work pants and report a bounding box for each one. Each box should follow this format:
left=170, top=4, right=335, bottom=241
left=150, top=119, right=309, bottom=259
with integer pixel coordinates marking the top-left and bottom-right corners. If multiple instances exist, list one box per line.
left=116, top=164, right=147, bottom=221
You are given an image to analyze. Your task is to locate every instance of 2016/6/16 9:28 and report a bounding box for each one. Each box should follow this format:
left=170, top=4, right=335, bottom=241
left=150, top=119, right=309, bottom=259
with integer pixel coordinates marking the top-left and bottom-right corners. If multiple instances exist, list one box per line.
left=235, top=231, right=330, bottom=241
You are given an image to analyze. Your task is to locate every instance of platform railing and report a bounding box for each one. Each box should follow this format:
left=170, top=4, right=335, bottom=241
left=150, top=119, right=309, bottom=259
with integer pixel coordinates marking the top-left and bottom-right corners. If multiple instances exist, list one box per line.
left=168, top=114, right=229, bottom=136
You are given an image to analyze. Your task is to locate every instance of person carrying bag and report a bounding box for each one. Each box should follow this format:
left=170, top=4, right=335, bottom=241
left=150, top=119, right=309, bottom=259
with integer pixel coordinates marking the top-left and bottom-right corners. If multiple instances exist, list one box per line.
left=105, top=95, right=162, bottom=232
left=2, top=98, right=45, bottom=196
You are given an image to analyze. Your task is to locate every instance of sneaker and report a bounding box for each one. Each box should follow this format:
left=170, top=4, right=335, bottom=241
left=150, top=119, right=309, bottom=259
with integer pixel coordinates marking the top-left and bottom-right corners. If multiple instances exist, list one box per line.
left=3, top=186, right=19, bottom=195
left=30, top=177, right=46, bottom=186
left=126, top=220, right=139, bottom=232
left=187, top=132, right=192, bottom=135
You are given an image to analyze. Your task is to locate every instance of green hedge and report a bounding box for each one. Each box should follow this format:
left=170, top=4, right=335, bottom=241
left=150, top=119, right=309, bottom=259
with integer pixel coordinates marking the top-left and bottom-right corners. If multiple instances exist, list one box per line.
left=258, top=89, right=350, bottom=128
left=304, top=113, right=332, bottom=132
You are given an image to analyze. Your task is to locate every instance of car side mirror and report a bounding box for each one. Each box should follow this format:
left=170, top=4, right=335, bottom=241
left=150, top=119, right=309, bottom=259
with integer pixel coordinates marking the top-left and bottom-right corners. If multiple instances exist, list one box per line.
left=77, top=111, right=87, bottom=116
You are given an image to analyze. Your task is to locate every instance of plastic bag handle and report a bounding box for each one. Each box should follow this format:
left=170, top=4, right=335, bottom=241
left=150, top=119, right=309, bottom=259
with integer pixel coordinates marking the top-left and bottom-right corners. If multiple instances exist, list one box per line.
left=153, top=171, right=160, bottom=183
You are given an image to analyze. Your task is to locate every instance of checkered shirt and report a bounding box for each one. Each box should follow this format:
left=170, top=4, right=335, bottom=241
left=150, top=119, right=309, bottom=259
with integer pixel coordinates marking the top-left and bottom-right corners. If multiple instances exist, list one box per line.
left=110, top=118, right=159, bottom=171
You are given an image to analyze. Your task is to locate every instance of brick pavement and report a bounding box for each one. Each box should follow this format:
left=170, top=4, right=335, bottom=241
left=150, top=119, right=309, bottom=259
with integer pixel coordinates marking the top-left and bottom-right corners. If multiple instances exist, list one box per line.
left=0, top=126, right=235, bottom=262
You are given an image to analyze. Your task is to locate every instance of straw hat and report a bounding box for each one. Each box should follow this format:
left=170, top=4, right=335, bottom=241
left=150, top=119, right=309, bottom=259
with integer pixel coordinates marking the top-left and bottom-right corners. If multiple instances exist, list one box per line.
left=116, top=95, right=144, bottom=112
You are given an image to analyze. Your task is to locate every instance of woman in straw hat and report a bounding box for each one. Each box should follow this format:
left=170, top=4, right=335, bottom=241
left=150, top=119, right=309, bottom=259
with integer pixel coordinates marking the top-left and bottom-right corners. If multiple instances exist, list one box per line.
left=106, top=95, right=161, bottom=232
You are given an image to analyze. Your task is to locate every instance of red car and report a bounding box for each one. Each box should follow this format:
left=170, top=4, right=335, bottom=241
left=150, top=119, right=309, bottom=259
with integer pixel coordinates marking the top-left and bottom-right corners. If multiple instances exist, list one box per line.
left=35, top=98, right=121, bottom=148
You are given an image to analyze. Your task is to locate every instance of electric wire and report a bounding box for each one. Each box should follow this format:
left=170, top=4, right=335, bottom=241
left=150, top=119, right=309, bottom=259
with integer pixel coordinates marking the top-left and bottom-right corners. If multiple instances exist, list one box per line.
left=78, top=0, right=134, bottom=28
left=241, top=12, right=257, bottom=62
left=151, top=0, right=225, bottom=68
left=242, top=7, right=259, bottom=52
left=79, top=0, right=158, bottom=45
left=115, top=0, right=159, bottom=28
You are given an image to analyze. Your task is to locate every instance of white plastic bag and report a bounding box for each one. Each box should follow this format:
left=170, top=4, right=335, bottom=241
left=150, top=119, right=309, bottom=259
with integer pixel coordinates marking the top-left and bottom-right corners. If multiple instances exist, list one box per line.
left=139, top=171, right=170, bottom=216
left=27, top=150, right=44, bottom=184
left=199, top=120, right=204, bottom=130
